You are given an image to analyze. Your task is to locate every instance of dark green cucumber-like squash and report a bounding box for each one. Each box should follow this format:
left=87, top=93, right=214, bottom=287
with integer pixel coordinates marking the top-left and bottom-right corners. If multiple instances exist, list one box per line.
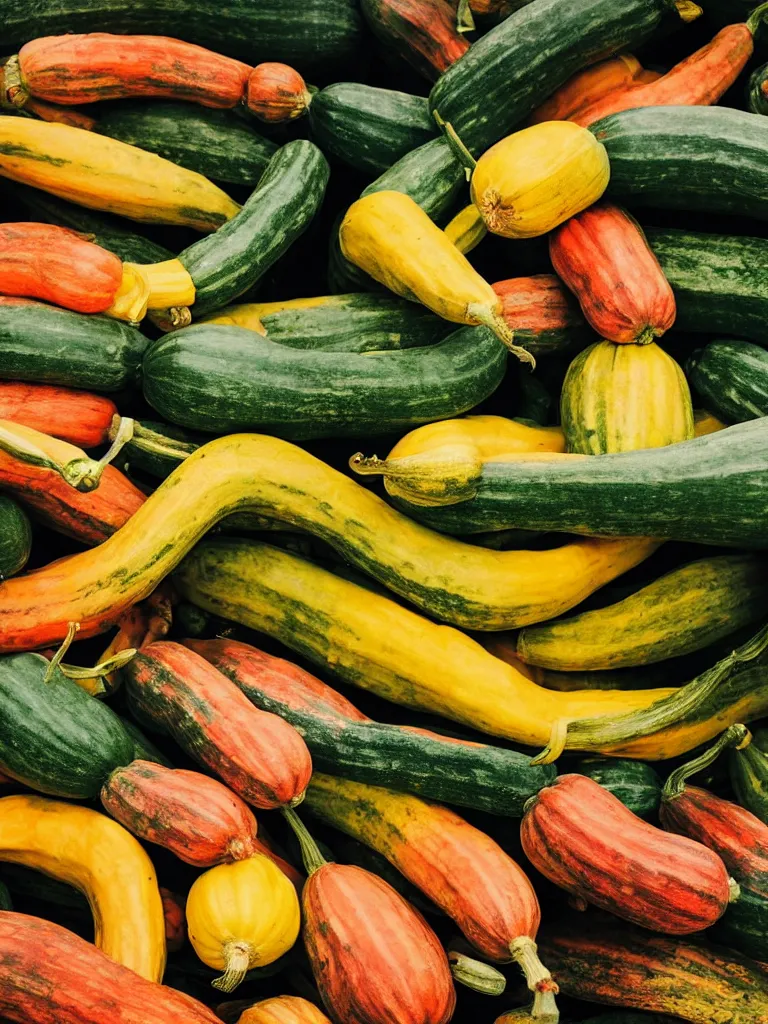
left=142, top=323, right=507, bottom=438
left=309, top=84, right=435, bottom=176
left=686, top=341, right=768, bottom=424
left=0, top=653, right=134, bottom=798
left=577, top=758, right=662, bottom=819
left=592, top=105, right=768, bottom=220
left=178, top=140, right=329, bottom=317
left=119, top=717, right=174, bottom=768
left=0, top=496, right=31, bottom=580
left=0, top=297, right=147, bottom=392
left=390, top=418, right=768, bottom=546
left=360, top=136, right=466, bottom=223
left=96, top=102, right=278, bottom=187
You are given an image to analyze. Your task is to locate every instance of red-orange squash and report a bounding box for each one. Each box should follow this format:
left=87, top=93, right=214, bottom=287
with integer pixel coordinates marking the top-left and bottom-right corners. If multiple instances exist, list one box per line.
left=236, top=996, right=333, bottom=1024
left=0, top=223, right=123, bottom=314
left=123, top=642, right=312, bottom=810
left=529, top=53, right=655, bottom=124
left=491, top=273, right=592, bottom=356
left=160, top=887, right=187, bottom=952
left=246, top=63, right=311, bottom=122
left=360, top=0, right=469, bottom=81
left=549, top=202, right=676, bottom=344
left=0, top=383, right=117, bottom=448
left=100, top=760, right=260, bottom=867
left=521, top=774, right=733, bottom=934
left=0, top=911, right=222, bottom=1024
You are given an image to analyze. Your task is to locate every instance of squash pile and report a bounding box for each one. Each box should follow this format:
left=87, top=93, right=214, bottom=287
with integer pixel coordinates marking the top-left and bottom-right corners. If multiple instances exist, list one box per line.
left=0, top=2, right=767, bottom=1023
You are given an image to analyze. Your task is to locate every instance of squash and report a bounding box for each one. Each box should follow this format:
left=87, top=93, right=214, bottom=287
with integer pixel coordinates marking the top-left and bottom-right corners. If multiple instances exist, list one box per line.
left=0, top=495, right=31, bottom=579
left=444, top=203, right=487, bottom=255
left=529, top=52, right=650, bottom=124
left=339, top=190, right=532, bottom=363
left=749, top=60, right=768, bottom=114
left=304, top=773, right=559, bottom=1015
left=686, top=340, right=768, bottom=424
left=101, top=760, right=260, bottom=866
left=186, top=854, right=300, bottom=992
left=492, top=274, right=594, bottom=357
left=549, top=203, right=676, bottom=344
left=236, top=997, right=332, bottom=1024
left=521, top=774, right=733, bottom=933
left=0, top=795, right=165, bottom=981
left=284, top=808, right=456, bottom=1024
left=730, top=728, right=768, bottom=825
left=516, top=554, right=768, bottom=671
left=246, top=63, right=311, bottom=122
left=0, top=382, right=117, bottom=448
left=359, top=0, right=469, bottom=81
left=123, top=642, right=312, bottom=810
left=577, top=758, right=661, bottom=819
left=469, top=121, right=610, bottom=239
left=0, top=117, right=240, bottom=229
left=160, top=888, right=186, bottom=953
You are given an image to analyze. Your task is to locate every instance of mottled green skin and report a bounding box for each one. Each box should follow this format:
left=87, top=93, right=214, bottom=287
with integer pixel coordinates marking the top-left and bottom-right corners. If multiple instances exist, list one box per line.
left=711, top=886, right=768, bottom=963
left=97, top=103, right=277, bottom=187
left=0, top=496, right=31, bottom=580
left=143, top=323, right=507, bottom=439
left=730, top=741, right=768, bottom=825
left=647, top=228, right=768, bottom=343
left=119, top=717, right=174, bottom=768
left=687, top=341, right=768, bottom=424
left=179, top=141, right=329, bottom=316
left=593, top=106, right=768, bottom=220
left=392, top=419, right=768, bottom=546
left=0, top=0, right=363, bottom=71
left=0, top=654, right=134, bottom=798
left=577, top=759, right=661, bottom=819
left=361, top=136, right=465, bottom=223
left=430, top=0, right=669, bottom=154
left=748, top=62, right=768, bottom=116
left=310, top=84, right=434, bottom=176
left=0, top=299, right=147, bottom=392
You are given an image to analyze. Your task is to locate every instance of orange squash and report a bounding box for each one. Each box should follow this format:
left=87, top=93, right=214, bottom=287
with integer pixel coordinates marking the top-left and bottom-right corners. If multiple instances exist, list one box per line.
left=360, top=0, right=469, bottom=81
left=491, top=273, right=592, bottom=356
left=529, top=53, right=653, bottom=124
left=246, top=63, right=311, bottom=122
left=236, top=996, right=332, bottom=1024
left=0, top=383, right=117, bottom=448
left=160, top=888, right=187, bottom=952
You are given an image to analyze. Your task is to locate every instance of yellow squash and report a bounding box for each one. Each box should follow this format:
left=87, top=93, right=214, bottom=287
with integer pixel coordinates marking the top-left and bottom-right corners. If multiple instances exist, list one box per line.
left=0, top=118, right=240, bottom=229
left=444, top=203, right=487, bottom=255
left=0, top=795, right=165, bottom=980
left=339, top=190, right=534, bottom=364
left=470, top=121, right=610, bottom=239
left=187, top=854, right=300, bottom=993
left=201, top=294, right=346, bottom=331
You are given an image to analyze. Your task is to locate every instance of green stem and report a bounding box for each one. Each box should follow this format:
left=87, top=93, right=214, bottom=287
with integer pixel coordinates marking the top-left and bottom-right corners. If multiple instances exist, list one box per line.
left=662, top=724, right=751, bottom=800
left=449, top=952, right=506, bottom=995
left=43, top=621, right=79, bottom=683
left=432, top=110, right=476, bottom=180
left=456, top=0, right=476, bottom=33
left=748, top=0, right=768, bottom=34
left=282, top=807, right=327, bottom=876
left=0, top=422, right=105, bottom=493
left=125, top=420, right=198, bottom=462
left=59, top=647, right=138, bottom=682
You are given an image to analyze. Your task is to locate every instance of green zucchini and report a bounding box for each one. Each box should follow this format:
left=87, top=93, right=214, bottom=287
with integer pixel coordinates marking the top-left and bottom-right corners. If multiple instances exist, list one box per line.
left=730, top=730, right=768, bottom=824
left=0, top=881, right=10, bottom=911
left=360, top=136, right=466, bottom=222
left=142, top=323, right=507, bottom=439
left=710, top=886, right=768, bottom=964
left=0, top=495, right=32, bottom=580
left=576, top=758, right=662, bottom=819
left=178, top=140, right=329, bottom=316
left=119, top=717, right=174, bottom=768
left=516, top=555, right=768, bottom=671
left=686, top=341, right=768, bottom=424
left=646, top=228, right=768, bottom=344
left=309, top=84, right=435, bottom=175
left=389, top=419, right=768, bottom=547
left=593, top=106, right=768, bottom=220
left=0, top=0, right=363, bottom=72
left=0, top=653, right=135, bottom=799
left=0, top=298, right=147, bottom=392
left=96, top=102, right=277, bottom=187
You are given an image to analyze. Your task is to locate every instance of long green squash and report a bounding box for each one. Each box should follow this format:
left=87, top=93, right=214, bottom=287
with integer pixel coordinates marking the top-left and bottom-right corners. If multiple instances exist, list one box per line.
left=686, top=341, right=768, bottom=424
left=0, top=496, right=31, bottom=579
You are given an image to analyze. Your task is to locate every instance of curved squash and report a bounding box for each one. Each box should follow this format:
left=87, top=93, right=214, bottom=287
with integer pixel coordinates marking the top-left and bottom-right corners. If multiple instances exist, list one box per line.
left=549, top=203, right=676, bottom=344
left=0, top=795, right=165, bottom=981
left=237, top=997, right=332, bottom=1024
left=491, top=273, right=594, bottom=357
left=529, top=53, right=650, bottom=124
left=0, top=382, right=117, bottom=448
left=687, top=339, right=768, bottom=424
left=730, top=728, right=768, bottom=824
left=470, top=121, right=609, bottom=239
left=360, top=0, right=469, bottom=81
left=246, top=63, right=311, bottom=121
left=444, top=203, right=487, bottom=255
left=187, top=854, right=300, bottom=992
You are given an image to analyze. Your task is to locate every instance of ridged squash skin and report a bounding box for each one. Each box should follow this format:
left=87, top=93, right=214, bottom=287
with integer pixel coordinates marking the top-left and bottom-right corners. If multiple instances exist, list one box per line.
left=530, top=53, right=648, bottom=124
left=302, top=863, right=456, bottom=1024
left=360, top=0, right=468, bottom=82
left=101, top=760, right=260, bottom=866
left=0, top=118, right=240, bottom=229
left=0, top=496, right=30, bottom=579
left=470, top=121, right=610, bottom=239
left=521, top=775, right=731, bottom=934
left=186, top=855, right=300, bottom=986
left=0, top=912, right=223, bottom=1024
left=123, top=642, right=312, bottom=809
left=516, top=554, right=768, bottom=671
left=0, top=382, right=117, bottom=448
left=730, top=732, right=768, bottom=825
left=549, top=203, right=676, bottom=343
left=245, top=63, right=311, bottom=122
left=687, top=340, right=768, bottom=423
left=237, top=997, right=332, bottom=1024
left=492, top=274, right=594, bottom=356
left=0, top=796, right=166, bottom=981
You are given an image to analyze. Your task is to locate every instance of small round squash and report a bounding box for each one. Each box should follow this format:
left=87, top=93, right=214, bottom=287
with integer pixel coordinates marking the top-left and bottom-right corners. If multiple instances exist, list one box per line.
left=237, top=995, right=333, bottom=1023
left=470, top=121, right=610, bottom=239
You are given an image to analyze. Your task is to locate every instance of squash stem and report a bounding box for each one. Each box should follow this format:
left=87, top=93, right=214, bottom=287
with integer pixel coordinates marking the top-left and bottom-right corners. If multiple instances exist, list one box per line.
left=59, top=646, right=138, bottom=684
left=43, top=621, right=80, bottom=683
left=282, top=807, right=327, bottom=876
left=673, top=0, right=702, bottom=22
left=471, top=306, right=536, bottom=368
left=0, top=421, right=105, bottom=493
left=455, top=0, right=476, bottom=33
left=348, top=453, right=385, bottom=476
left=433, top=111, right=477, bottom=179
left=147, top=306, right=192, bottom=332
left=0, top=55, right=27, bottom=109
left=747, top=0, right=768, bottom=33
left=509, top=937, right=559, bottom=1021
left=211, top=939, right=253, bottom=993
left=125, top=420, right=198, bottom=463
left=449, top=952, right=506, bottom=995
left=662, top=724, right=750, bottom=801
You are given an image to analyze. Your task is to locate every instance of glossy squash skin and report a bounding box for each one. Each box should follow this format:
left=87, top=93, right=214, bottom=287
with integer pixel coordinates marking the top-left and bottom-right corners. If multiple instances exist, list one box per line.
left=246, top=63, right=311, bottom=122
left=360, top=0, right=469, bottom=81
left=237, top=996, right=332, bottom=1024
left=0, top=912, right=222, bottom=1024
left=470, top=122, right=610, bottom=239
left=521, top=775, right=732, bottom=934
left=549, top=203, right=676, bottom=344
left=186, top=636, right=556, bottom=816
left=0, top=382, right=117, bottom=447
left=0, top=118, right=240, bottom=229
left=492, top=274, right=594, bottom=357
left=529, top=53, right=648, bottom=124
left=0, top=496, right=30, bottom=579
left=101, top=760, right=260, bottom=866
left=517, top=554, right=768, bottom=671
left=123, top=642, right=312, bottom=809
left=187, top=854, right=300, bottom=991
left=687, top=340, right=768, bottom=424
left=577, top=758, right=662, bottom=819
left=0, top=796, right=166, bottom=981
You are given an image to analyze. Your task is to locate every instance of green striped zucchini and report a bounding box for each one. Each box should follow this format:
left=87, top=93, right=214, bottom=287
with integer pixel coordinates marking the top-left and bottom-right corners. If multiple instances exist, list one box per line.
left=576, top=758, right=662, bottom=819
left=0, top=297, right=147, bottom=392
left=178, top=140, right=329, bottom=317
left=686, top=341, right=768, bottom=424
left=309, top=84, right=434, bottom=175
left=119, top=717, right=174, bottom=768
left=142, top=323, right=507, bottom=438
left=0, top=496, right=31, bottom=581
left=516, top=555, right=768, bottom=672
left=749, top=62, right=768, bottom=115
left=96, top=102, right=277, bottom=187
left=593, top=106, right=768, bottom=220
left=360, top=136, right=466, bottom=222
